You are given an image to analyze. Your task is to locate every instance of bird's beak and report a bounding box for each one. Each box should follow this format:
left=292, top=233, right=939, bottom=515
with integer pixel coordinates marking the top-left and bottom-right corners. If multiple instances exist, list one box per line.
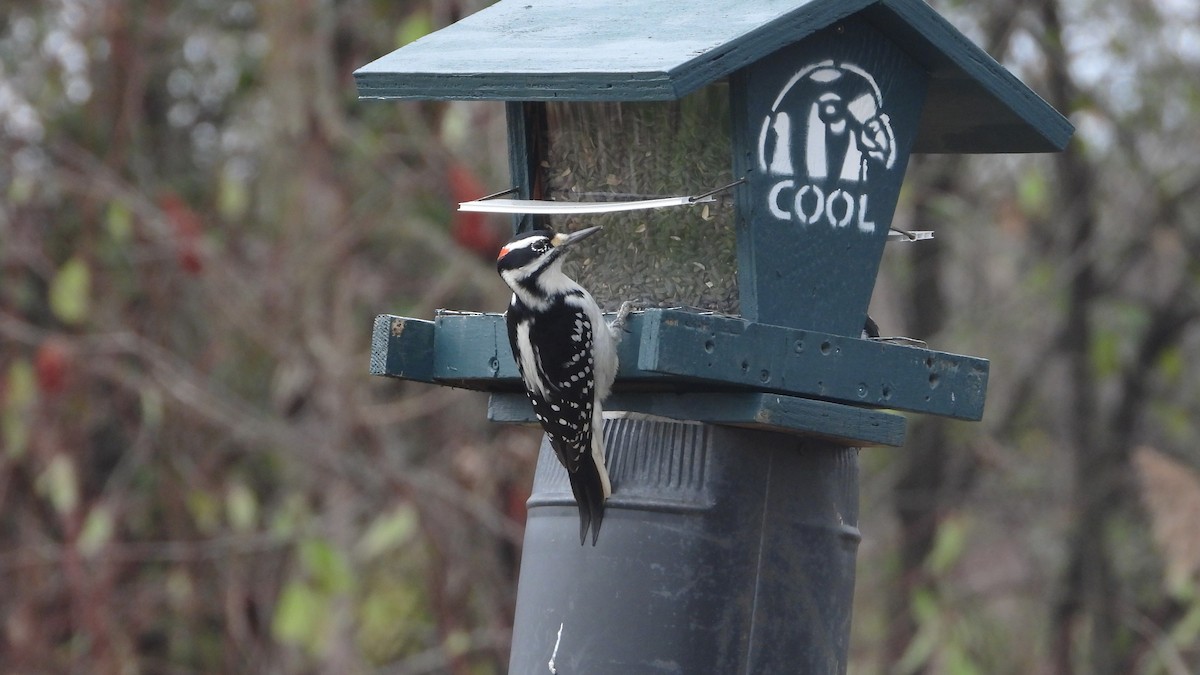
left=552, top=226, right=602, bottom=248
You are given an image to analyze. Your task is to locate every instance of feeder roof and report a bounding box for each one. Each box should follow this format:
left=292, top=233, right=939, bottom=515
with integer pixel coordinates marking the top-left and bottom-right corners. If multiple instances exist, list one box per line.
left=354, top=0, right=1072, bottom=153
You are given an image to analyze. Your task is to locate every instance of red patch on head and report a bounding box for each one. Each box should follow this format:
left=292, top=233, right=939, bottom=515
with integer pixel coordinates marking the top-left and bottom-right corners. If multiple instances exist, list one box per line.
left=497, top=246, right=510, bottom=261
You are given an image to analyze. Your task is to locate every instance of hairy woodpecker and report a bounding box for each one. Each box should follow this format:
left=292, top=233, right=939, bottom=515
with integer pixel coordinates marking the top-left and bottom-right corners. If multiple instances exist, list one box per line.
left=496, top=226, right=625, bottom=545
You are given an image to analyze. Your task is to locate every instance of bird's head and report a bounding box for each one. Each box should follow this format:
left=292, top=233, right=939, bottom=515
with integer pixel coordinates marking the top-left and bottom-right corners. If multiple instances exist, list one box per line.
left=496, top=226, right=602, bottom=293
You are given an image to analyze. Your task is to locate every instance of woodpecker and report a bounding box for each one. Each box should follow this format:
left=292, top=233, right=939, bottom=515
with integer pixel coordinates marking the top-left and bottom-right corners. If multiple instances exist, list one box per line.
left=496, top=226, right=626, bottom=545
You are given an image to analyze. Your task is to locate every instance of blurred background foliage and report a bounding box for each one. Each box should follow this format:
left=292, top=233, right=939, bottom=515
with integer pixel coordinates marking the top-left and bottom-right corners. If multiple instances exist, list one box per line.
left=1, top=0, right=1199, bottom=673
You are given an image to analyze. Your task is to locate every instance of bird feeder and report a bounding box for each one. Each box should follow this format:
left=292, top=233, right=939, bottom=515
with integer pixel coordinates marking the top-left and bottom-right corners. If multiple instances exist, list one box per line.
left=357, top=1, right=1070, bottom=672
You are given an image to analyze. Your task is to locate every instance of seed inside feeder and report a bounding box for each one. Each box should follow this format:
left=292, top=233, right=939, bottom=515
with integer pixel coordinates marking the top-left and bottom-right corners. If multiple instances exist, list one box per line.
left=544, top=86, right=740, bottom=314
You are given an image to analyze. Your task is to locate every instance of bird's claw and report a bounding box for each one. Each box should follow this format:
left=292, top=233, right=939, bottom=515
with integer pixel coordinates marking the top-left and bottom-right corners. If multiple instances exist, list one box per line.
left=610, top=300, right=640, bottom=335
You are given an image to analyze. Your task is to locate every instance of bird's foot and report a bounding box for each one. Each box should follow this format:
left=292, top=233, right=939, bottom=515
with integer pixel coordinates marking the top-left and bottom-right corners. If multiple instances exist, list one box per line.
left=609, top=300, right=640, bottom=335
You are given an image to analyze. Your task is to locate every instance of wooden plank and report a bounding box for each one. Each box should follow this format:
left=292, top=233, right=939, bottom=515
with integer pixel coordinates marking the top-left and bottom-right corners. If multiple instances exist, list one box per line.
left=432, top=312, right=515, bottom=386
left=371, top=310, right=987, bottom=419
left=431, top=312, right=667, bottom=389
left=370, top=315, right=435, bottom=381
left=637, top=309, right=988, bottom=421
left=488, top=391, right=907, bottom=447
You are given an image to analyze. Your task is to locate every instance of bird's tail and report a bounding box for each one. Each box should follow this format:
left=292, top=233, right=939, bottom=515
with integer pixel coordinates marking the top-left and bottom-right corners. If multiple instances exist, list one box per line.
left=569, top=460, right=608, bottom=546
left=571, top=412, right=611, bottom=545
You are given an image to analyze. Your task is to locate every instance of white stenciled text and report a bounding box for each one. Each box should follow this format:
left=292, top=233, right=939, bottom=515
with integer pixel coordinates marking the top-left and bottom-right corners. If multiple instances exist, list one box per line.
left=766, top=180, right=876, bottom=232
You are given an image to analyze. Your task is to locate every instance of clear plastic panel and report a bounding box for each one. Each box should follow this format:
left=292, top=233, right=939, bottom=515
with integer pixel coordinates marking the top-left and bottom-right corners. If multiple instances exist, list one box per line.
left=544, top=85, right=738, bottom=313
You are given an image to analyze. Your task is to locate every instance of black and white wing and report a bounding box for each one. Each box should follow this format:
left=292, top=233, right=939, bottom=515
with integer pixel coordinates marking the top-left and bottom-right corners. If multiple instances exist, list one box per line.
left=506, top=301, right=607, bottom=544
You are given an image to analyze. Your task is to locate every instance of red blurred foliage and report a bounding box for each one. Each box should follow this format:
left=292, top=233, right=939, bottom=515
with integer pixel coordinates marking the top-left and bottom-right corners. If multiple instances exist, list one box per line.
left=159, top=193, right=205, bottom=275
left=35, top=338, right=71, bottom=396
left=446, top=163, right=507, bottom=260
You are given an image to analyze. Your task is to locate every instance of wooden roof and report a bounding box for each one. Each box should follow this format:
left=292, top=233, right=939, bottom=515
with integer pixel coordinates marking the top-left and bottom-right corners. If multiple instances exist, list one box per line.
left=355, top=0, right=1072, bottom=153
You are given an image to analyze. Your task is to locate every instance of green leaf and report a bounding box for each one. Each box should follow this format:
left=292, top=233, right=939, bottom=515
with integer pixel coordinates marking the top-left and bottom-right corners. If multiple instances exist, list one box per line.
left=444, top=629, right=471, bottom=657
left=897, top=588, right=940, bottom=675
left=3, top=359, right=36, bottom=459
left=187, top=489, right=221, bottom=534
left=358, top=579, right=426, bottom=657
left=6, top=362, right=35, bottom=408
left=1155, top=403, right=1192, bottom=443
left=140, top=387, right=164, bottom=430
left=927, top=515, right=968, bottom=575
left=166, top=567, right=194, bottom=608
left=1171, top=592, right=1200, bottom=647
left=36, top=455, right=79, bottom=514
left=269, top=493, right=308, bottom=538
left=105, top=201, right=134, bottom=243
left=49, top=256, right=91, bottom=325
left=356, top=505, right=418, bottom=559
left=79, top=505, right=115, bottom=557
left=2, top=408, right=29, bottom=460
left=911, top=587, right=940, bottom=624
left=1090, top=329, right=1122, bottom=378
left=226, top=482, right=258, bottom=532
left=301, top=538, right=353, bottom=594
left=396, top=11, right=432, bottom=47
left=272, top=581, right=329, bottom=652
left=944, top=641, right=983, bottom=675
left=1017, top=168, right=1049, bottom=217
left=1156, top=346, right=1183, bottom=382
left=8, top=174, right=34, bottom=205
left=217, top=169, right=249, bottom=221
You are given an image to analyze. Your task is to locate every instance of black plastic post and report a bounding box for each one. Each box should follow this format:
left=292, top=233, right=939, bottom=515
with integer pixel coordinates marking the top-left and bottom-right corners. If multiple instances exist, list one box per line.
left=509, top=417, right=859, bottom=673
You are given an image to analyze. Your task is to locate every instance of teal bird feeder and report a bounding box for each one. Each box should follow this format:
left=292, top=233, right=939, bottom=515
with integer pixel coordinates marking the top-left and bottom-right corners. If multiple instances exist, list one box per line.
left=357, top=1, right=1070, bottom=672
